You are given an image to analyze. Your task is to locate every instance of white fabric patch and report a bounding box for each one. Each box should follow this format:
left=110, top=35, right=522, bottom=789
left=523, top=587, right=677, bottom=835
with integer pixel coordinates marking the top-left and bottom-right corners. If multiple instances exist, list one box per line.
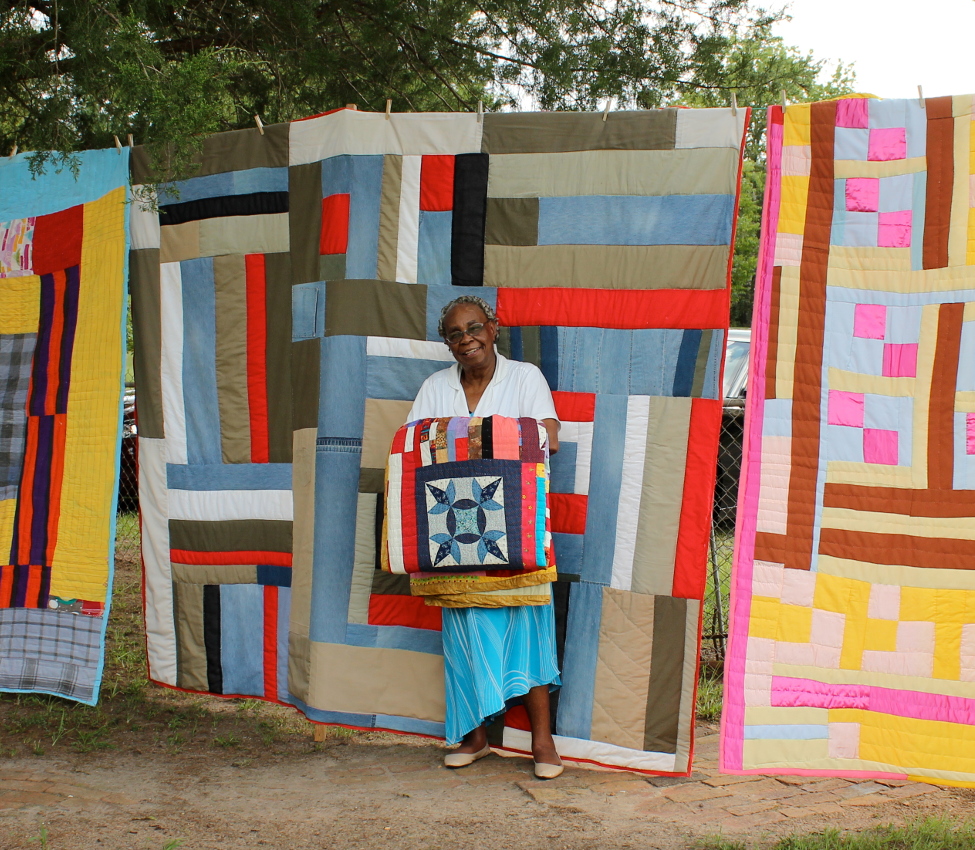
left=396, top=155, right=422, bottom=283
left=610, top=395, right=650, bottom=591
left=139, top=438, right=177, bottom=685
left=290, top=111, right=482, bottom=165
left=168, top=488, right=294, bottom=522
left=159, top=262, right=187, bottom=464
left=675, top=107, right=747, bottom=150
left=501, top=727, right=678, bottom=773
left=129, top=186, right=161, bottom=250
left=366, top=336, right=454, bottom=361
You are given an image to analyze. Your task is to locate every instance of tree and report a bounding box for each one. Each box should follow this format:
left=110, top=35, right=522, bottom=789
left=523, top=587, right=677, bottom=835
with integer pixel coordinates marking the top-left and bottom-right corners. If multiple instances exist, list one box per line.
left=677, top=27, right=857, bottom=325
left=1, top=0, right=784, bottom=165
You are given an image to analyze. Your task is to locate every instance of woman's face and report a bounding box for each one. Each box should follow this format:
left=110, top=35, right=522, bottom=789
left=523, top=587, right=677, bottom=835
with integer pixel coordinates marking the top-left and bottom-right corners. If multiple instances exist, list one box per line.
left=442, top=303, right=498, bottom=372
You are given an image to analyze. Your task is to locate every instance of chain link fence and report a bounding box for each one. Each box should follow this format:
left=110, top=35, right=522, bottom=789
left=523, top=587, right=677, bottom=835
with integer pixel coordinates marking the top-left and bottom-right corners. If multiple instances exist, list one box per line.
left=111, top=377, right=744, bottom=663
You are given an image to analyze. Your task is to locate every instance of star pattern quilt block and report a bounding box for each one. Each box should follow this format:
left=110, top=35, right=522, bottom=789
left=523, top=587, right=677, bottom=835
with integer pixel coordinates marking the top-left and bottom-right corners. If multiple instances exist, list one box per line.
left=383, top=416, right=550, bottom=574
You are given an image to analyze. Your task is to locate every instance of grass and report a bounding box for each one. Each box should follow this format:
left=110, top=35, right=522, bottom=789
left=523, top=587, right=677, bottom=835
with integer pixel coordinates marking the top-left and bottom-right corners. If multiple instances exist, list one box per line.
left=699, top=818, right=975, bottom=850
left=0, top=512, right=345, bottom=760
left=696, top=664, right=724, bottom=723
left=1, top=510, right=726, bottom=756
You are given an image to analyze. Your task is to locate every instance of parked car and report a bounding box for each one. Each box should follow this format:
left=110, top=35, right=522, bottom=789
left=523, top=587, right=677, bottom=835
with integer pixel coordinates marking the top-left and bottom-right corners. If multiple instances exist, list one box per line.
left=715, top=329, right=750, bottom=525
left=118, top=389, right=138, bottom=511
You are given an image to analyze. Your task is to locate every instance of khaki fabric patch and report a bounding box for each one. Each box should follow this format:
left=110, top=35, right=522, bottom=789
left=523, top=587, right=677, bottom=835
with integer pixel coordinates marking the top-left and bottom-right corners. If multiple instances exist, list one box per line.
left=307, top=642, right=445, bottom=722
left=483, top=244, right=728, bottom=290
left=590, top=587, right=655, bottom=750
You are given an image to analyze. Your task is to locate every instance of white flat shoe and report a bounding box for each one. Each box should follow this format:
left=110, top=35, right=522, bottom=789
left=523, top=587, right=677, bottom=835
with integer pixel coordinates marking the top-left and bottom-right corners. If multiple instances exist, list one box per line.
left=444, top=744, right=491, bottom=768
left=534, top=761, right=564, bottom=779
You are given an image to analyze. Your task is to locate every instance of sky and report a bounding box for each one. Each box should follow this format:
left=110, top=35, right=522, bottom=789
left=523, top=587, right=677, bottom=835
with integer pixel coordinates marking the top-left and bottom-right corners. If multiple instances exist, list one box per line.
left=773, top=0, right=975, bottom=100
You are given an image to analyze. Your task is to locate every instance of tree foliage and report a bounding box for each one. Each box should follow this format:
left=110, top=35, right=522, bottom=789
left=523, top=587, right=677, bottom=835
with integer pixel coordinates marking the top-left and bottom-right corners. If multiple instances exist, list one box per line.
left=677, top=27, right=857, bottom=325
left=1, top=1, right=858, bottom=324
left=1, top=0, right=783, bottom=158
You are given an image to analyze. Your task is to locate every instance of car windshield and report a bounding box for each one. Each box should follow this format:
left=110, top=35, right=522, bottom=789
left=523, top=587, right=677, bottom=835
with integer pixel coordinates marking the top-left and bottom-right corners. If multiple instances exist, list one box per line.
left=723, top=339, right=749, bottom=398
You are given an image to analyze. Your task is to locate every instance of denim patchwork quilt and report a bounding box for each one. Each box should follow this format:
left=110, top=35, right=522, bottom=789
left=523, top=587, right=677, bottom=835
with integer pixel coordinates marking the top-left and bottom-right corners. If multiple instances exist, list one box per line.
left=135, top=106, right=747, bottom=774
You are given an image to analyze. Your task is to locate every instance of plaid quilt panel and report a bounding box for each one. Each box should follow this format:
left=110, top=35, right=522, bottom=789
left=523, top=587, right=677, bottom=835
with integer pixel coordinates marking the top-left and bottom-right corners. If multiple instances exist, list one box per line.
left=0, top=149, right=129, bottom=703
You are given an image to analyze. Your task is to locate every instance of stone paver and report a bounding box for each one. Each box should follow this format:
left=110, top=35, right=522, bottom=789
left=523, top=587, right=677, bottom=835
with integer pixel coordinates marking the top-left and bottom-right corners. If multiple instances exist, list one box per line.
left=0, top=721, right=959, bottom=840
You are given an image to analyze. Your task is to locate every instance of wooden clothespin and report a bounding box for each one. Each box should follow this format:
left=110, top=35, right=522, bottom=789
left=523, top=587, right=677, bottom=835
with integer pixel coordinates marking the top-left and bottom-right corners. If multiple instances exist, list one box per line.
left=127, top=134, right=134, bottom=147
left=9, top=145, right=17, bottom=158
left=780, top=90, right=787, bottom=110
left=345, top=104, right=358, bottom=110
left=602, top=99, right=612, bottom=122
left=254, top=115, right=264, bottom=135
left=114, top=135, right=122, bottom=155
left=918, top=85, right=925, bottom=108
left=385, top=99, right=392, bottom=120
left=477, top=101, right=484, bottom=123
left=731, top=91, right=738, bottom=116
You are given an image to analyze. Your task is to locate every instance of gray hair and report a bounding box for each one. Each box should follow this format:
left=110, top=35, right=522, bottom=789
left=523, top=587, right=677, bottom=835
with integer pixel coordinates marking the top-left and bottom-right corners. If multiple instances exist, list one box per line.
left=436, top=295, right=498, bottom=338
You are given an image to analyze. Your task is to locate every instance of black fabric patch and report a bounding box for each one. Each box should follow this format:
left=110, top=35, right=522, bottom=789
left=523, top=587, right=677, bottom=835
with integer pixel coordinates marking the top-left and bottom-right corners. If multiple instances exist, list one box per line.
left=159, top=191, right=289, bottom=226
left=550, top=579, right=571, bottom=733
left=481, top=416, right=493, bottom=459
left=451, top=153, right=489, bottom=286
left=373, top=493, right=385, bottom=572
left=202, top=585, right=223, bottom=694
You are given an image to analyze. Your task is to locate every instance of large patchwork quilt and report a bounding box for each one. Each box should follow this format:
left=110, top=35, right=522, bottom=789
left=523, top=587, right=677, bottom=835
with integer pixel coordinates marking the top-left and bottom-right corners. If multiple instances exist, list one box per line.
left=136, top=106, right=747, bottom=773
left=722, top=95, right=975, bottom=785
left=0, top=149, right=129, bottom=703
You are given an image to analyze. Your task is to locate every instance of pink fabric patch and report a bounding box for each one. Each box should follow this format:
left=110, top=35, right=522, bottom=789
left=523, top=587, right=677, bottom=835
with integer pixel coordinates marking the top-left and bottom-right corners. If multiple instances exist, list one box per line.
left=828, top=723, right=861, bottom=760
left=878, top=210, right=912, bottom=248
left=863, top=428, right=898, bottom=465
left=868, top=127, right=907, bottom=161
left=835, top=98, right=870, bottom=129
left=967, top=413, right=975, bottom=455
left=853, top=304, right=886, bottom=339
left=867, top=584, right=901, bottom=621
left=828, top=390, right=865, bottom=427
left=897, top=620, right=936, bottom=655
left=882, top=342, right=918, bottom=377
left=845, top=177, right=879, bottom=212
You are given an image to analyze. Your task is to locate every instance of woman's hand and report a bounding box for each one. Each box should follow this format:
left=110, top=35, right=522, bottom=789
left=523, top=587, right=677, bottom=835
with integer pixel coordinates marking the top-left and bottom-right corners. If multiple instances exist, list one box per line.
left=543, top=418, right=559, bottom=454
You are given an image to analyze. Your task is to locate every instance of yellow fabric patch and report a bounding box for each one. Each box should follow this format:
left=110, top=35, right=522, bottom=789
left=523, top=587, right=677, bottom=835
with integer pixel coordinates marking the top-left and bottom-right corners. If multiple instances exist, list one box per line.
left=48, top=187, right=127, bottom=603
left=0, top=275, right=41, bottom=334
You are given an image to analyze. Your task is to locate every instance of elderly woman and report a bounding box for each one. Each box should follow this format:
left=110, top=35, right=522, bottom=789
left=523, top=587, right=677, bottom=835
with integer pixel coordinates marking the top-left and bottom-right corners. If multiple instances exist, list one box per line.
left=407, top=295, right=563, bottom=779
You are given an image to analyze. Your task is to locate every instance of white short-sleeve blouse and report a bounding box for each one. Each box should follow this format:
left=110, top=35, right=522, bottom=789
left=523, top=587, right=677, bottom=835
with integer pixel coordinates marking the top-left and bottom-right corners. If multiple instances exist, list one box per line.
left=408, top=352, right=559, bottom=424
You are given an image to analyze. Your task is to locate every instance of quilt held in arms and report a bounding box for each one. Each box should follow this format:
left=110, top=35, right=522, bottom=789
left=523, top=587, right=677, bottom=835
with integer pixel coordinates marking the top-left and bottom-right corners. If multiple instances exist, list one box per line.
left=382, top=416, right=552, bottom=605
left=136, top=106, right=747, bottom=774
left=0, top=149, right=129, bottom=703
left=723, top=95, right=975, bottom=786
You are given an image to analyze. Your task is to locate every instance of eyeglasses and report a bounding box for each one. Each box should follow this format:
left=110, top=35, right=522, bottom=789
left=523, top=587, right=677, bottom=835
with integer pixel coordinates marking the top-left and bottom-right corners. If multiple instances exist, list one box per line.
left=444, top=322, right=490, bottom=345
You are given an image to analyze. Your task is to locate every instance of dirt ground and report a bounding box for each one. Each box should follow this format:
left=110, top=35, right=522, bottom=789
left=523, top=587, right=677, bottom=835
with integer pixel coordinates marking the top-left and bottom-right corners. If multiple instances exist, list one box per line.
left=2, top=721, right=972, bottom=850
left=2, top=550, right=972, bottom=849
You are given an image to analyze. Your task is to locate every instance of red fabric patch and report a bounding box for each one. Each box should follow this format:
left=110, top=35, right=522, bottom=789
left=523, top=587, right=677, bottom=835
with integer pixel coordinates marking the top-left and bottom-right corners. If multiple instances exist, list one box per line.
left=245, top=254, right=269, bottom=463
left=671, top=398, right=722, bottom=599
left=368, top=594, right=442, bottom=631
left=320, top=194, right=350, bottom=254
left=32, top=205, right=83, bottom=275
left=551, top=391, right=596, bottom=423
left=504, top=704, right=532, bottom=731
left=420, top=155, right=455, bottom=211
left=549, top=493, right=588, bottom=535
left=262, top=585, right=278, bottom=699
left=496, top=288, right=730, bottom=330
left=169, top=549, right=292, bottom=567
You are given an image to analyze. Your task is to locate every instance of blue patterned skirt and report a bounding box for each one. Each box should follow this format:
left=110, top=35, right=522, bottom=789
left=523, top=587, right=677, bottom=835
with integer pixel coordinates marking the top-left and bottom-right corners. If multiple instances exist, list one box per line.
left=441, top=599, right=561, bottom=745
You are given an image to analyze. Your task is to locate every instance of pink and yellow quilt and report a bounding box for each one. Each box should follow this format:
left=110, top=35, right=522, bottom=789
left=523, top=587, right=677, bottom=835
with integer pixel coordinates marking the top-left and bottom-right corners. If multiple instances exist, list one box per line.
left=722, top=95, right=975, bottom=785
